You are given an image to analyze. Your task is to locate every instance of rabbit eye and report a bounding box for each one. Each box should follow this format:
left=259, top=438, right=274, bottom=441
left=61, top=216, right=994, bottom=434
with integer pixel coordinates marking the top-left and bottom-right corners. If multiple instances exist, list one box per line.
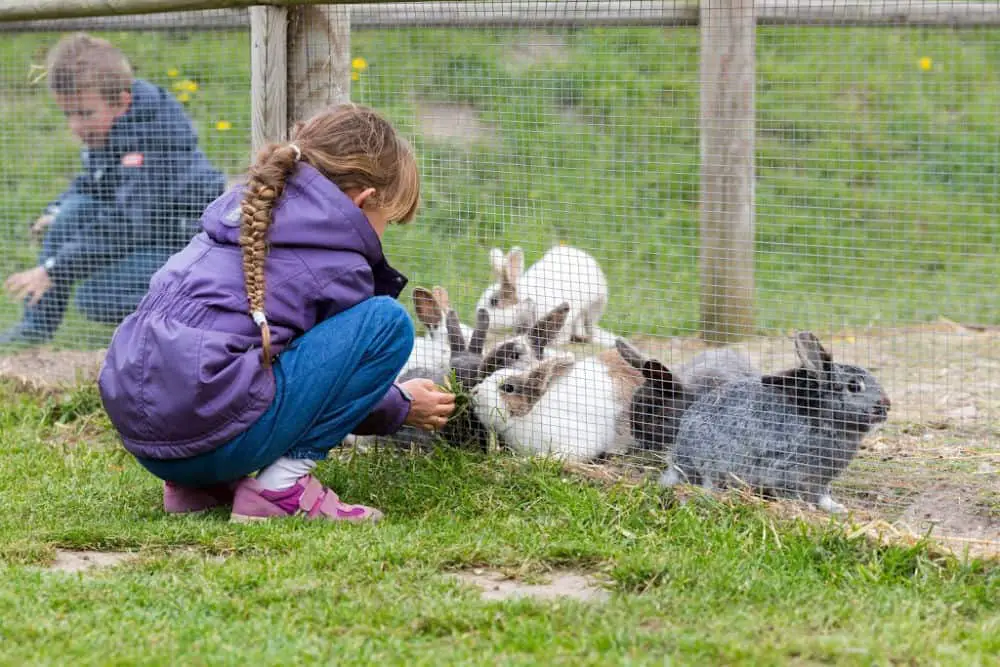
left=847, top=378, right=866, bottom=393
left=489, top=294, right=500, bottom=307
left=500, top=382, right=515, bottom=394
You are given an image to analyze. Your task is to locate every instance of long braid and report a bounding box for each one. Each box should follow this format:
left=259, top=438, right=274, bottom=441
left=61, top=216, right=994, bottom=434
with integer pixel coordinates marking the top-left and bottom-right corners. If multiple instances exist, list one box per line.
left=239, top=143, right=301, bottom=368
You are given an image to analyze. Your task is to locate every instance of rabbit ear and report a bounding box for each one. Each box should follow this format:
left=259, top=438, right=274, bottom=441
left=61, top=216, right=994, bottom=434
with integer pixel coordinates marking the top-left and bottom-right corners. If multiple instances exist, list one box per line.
left=505, top=247, right=525, bottom=285
left=615, top=338, right=645, bottom=370
left=641, top=360, right=684, bottom=395
left=432, top=285, right=450, bottom=311
left=794, top=331, right=833, bottom=377
left=468, top=308, right=490, bottom=355
left=445, top=310, right=467, bottom=353
left=413, top=287, right=442, bottom=329
left=489, top=248, right=506, bottom=278
left=479, top=339, right=527, bottom=376
left=528, top=302, right=570, bottom=359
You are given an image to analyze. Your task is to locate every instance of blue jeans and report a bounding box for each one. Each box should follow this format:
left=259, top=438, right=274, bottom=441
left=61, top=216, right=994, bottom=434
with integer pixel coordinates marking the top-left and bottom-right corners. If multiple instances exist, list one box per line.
left=137, top=297, right=414, bottom=486
left=20, top=195, right=176, bottom=339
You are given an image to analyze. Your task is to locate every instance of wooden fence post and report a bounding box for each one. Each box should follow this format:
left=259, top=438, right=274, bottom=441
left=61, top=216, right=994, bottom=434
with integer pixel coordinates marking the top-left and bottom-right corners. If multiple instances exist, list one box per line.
left=288, top=4, right=352, bottom=123
left=699, top=0, right=756, bottom=344
left=250, top=5, right=288, bottom=156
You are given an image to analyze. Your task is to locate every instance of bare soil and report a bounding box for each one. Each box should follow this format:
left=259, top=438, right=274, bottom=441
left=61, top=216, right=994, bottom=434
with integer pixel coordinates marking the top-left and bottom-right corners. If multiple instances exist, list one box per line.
left=47, top=549, right=135, bottom=573
left=450, top=568, right=609, bottom=602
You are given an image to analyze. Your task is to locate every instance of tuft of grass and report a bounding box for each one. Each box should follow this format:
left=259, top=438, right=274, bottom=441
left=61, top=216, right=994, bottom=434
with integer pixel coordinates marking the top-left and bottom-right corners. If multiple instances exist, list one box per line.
left=1, top=381, right=999, bottom=663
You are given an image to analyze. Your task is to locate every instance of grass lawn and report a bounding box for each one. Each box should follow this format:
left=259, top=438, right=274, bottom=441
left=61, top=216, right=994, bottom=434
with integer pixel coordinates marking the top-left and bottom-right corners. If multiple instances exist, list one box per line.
left=1, top=25, right=999, bottom=348
left=1, top=380, right=998, bottom=664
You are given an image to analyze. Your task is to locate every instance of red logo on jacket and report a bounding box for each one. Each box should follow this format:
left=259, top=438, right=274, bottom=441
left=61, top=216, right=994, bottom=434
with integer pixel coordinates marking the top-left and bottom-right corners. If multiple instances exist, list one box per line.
left=121, top=152, right=144, bottom=168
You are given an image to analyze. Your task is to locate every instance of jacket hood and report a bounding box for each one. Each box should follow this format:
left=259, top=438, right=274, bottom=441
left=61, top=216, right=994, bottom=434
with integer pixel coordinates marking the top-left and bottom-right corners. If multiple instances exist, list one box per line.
left=201, top=162, right=385, bottom=264
left=108, top=79, right=199, bottom=154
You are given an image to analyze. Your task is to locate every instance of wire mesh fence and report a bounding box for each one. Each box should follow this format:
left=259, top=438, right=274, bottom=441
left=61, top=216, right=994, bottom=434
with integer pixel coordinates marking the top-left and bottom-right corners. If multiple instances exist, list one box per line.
left=0, top=1, right=997, bottom=549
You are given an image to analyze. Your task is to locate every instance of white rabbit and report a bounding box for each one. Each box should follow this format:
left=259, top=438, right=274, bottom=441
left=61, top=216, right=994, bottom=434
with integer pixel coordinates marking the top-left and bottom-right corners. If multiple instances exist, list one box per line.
left=475, top=245, right=614, bottom=347
left=472, top=348, right=642, bottom=463
left=398, top=286, right=472, bottom=379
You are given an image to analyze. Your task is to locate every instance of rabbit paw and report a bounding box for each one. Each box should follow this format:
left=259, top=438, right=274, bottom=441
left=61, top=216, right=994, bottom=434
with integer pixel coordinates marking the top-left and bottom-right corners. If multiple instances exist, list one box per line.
left=817, top=494, right=847, bottom=515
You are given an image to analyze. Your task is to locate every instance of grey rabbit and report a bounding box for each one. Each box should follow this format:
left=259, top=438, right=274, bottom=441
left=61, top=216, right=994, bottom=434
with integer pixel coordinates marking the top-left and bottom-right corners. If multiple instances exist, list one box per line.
left=615, top=339, right=759, bottom=455
left=661, top=331, right=891, bottom=514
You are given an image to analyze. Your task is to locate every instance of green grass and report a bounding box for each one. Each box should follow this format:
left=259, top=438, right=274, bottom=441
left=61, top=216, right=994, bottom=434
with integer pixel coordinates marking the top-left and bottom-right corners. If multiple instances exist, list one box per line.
left=1, top=380, right=998, bottom=664
left=1, top=26, right=999, bottom=347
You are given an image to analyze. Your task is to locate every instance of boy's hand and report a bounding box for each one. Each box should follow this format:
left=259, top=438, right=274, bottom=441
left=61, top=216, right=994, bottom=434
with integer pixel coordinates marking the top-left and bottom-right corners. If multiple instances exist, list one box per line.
left=400, top=378, right=455, bottom=432
left=4, top=266, right=52, bottom=306
left=31, top=214, right=54, bottom=242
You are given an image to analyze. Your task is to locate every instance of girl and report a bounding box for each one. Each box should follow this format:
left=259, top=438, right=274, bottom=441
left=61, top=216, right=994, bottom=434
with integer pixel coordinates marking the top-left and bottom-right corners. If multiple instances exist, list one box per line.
left=98, top=104, right=455, bottom=523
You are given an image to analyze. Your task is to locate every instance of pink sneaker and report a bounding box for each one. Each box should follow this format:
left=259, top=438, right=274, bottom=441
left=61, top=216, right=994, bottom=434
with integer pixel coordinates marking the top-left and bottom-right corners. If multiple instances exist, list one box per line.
left=163, top=480, right=241, bottom=514
left=230, top=475, right=383, bottom=524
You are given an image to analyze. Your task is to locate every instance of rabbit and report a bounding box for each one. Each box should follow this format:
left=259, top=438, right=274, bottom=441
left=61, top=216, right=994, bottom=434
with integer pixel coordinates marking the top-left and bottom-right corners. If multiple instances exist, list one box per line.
left=471, top=345, right=643, bottom=463
left=661, top=332, right=891, bottom=514
left=615, top=339, right=760, bottom=455
left=399, top=286, right=473, bottom=379
left=475, top=245, right=615, bottom=347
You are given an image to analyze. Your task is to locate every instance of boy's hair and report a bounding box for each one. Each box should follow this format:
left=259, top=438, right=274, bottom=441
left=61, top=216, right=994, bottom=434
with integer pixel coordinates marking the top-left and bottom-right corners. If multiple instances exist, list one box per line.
left=47, top=33, right=134, bottom=103
left=241, top=103, right=421, bottom=368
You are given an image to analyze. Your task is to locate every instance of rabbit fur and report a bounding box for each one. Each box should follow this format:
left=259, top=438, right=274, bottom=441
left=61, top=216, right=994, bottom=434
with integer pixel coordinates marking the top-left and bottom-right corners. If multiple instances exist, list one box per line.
left=399, top=286, right=473, bottom=380
left=475, top=245, right=614, bottom=347
left=472, top=346, right=643, bottom=463
left=615, top=340, right=759, bottom=455
left=661, top=332, right=891, bottom=514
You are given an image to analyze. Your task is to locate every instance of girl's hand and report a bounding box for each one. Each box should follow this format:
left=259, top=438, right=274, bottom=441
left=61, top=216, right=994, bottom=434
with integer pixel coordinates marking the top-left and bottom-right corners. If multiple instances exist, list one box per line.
left=400, top=378, right=455, bottom=432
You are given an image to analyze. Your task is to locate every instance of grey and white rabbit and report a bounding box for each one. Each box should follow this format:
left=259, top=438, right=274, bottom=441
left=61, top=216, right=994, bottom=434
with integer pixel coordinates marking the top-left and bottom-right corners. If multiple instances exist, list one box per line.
left=615, top=339, right=759, bottom=455
left=399, top=286, right=473, bottom=379
left=661, top=332, right=891, bottom=514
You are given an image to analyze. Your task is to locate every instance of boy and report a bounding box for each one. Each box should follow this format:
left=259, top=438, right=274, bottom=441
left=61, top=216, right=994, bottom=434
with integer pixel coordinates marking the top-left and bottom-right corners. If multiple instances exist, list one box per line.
left=1, top=33, right=226, bottom=347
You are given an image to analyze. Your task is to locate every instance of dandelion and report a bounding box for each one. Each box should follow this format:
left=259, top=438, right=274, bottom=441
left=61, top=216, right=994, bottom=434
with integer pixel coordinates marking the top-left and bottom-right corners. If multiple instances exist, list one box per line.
left=176, top=92, right=191, bottom=103
left=215, top=120, right=232, bottom=131
left=351, top=57, right=368, bottom=71
left=351, top=71, right=360, bottom=82
left=181, top=79, right=199, bottom=92
left=167, top=68, right=179, bottom=78
left=919, top=56, right=933, bottom=71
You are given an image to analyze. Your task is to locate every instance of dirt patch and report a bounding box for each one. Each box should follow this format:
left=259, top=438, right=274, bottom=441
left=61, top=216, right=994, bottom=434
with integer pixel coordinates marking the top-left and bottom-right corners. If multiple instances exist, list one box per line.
left=898, top=486, right=1000, bottom=544
left=0, top=348, right=105, bottom=390
left=47, top=549, right=135, bottom=573
left=415, top=101, right=497, bottom=145
left=504, top=33, right=570, bottom=72
left=451, top=568, right=609, bottom=602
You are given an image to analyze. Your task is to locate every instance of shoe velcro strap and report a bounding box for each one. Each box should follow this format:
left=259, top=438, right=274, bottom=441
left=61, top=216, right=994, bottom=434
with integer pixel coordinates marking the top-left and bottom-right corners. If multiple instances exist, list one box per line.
left=298, top=476, right=325, bottom=513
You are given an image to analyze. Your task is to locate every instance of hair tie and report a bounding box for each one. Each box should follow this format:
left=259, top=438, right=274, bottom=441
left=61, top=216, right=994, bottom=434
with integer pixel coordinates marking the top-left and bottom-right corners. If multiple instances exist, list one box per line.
left=289, top=143, right=302, bottom=162
left=252, top=310, right=268, bottom=327
left=251, top=310, right=273, bottom=369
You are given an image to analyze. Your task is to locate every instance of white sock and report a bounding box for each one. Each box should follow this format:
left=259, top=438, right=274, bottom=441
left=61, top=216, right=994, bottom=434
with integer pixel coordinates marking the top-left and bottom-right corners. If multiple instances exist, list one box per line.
left=255, top=457, right=317, bottom=491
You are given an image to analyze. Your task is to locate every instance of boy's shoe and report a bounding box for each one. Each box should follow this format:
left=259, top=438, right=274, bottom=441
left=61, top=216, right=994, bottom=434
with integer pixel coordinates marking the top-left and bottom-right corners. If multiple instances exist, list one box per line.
left=230, top=475, right=383, bottom=524
left=164, top=480, right=241, bottom=514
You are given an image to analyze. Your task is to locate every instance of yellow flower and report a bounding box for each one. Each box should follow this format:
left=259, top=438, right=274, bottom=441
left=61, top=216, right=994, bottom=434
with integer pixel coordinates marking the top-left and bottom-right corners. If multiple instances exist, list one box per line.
left=215, top=120, right=232, bottom=131
left=919, top=56, right=933, bottom=71
left=167, top=68, right=179, bottom=78
left=176, top=92, right=191, bottom=103
left=351, top=57, right=368, bottom=71
left=181, top=79, right=199, bottom=92
left=351, top=71, right=360, bottom=81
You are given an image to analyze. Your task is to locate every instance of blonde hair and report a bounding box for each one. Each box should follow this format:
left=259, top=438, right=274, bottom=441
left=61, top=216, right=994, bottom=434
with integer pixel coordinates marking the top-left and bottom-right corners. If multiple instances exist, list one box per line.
left=46, top=33, right=134, bottom=103
left=241, top=103, right=421, bottom=368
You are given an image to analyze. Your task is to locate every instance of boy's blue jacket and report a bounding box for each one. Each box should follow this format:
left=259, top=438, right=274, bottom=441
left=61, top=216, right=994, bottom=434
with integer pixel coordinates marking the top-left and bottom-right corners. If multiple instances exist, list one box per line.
left=42, top=78, right=226, bottom=282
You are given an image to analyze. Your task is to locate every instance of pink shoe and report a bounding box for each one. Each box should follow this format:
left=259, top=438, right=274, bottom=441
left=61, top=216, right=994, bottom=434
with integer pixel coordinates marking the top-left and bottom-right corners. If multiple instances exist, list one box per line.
left=230, top=475, right=383, bottom=524
left=163, top=480, right=241, bottom=514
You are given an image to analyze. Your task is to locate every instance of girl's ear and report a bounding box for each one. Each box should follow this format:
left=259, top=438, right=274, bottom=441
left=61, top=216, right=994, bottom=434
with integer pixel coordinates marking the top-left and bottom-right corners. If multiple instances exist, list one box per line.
left=351, top=187, right=377, bottom=209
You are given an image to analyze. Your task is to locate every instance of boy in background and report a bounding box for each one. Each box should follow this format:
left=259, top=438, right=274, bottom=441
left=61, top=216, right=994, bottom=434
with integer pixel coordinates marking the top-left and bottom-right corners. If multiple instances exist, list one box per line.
left=2, top=33, right=225, bottom=347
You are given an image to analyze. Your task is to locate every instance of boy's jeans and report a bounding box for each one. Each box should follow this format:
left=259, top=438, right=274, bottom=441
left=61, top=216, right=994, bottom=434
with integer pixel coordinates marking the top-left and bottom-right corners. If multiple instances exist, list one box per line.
left=136, top=297, right=415, bottom=486
left=20, top=195, right=176, bottom=341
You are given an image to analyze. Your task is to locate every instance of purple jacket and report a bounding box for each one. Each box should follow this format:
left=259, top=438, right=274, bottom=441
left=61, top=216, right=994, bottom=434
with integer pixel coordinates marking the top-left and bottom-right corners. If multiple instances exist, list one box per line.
left=98, top=163, right=411, bottom=460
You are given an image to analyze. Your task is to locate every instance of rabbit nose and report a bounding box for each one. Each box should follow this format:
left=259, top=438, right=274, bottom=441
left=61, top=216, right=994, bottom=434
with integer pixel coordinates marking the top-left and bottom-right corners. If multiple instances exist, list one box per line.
left=879, top=394, right=892, bottom=410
